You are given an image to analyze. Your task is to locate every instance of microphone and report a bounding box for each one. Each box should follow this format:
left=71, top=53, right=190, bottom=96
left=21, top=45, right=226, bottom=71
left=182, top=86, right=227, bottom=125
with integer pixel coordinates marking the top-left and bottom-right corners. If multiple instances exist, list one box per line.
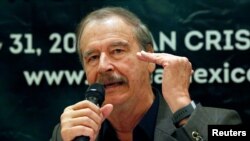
left=73, top=83, right=105, bottom=141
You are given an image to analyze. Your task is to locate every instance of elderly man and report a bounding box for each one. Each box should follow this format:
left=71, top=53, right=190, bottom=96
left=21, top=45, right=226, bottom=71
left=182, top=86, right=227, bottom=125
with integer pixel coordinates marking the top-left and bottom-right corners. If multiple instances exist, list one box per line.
left=51, top=7, right=241, bottom=141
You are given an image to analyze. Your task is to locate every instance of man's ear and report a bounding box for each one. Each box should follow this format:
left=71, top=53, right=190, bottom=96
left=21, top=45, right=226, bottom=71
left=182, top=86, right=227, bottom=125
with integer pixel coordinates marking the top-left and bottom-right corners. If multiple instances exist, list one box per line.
left=145, top=44, right=156, bottom=73
left=145, top=43, right=154, bottom=53
left=148, top=62, right=156, bottom=73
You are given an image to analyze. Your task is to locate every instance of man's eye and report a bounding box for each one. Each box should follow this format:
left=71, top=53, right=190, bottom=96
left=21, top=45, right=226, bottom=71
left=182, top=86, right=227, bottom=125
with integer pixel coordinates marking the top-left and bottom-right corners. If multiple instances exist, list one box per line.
left=112, top=48, right=124, bottom=54
left=88, top=55, right=99, bottom=62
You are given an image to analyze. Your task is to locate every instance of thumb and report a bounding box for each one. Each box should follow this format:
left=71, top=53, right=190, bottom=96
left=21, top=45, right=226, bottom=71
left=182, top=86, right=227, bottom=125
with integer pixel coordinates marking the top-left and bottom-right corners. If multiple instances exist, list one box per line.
left=100, top=104, right=113, bottom=119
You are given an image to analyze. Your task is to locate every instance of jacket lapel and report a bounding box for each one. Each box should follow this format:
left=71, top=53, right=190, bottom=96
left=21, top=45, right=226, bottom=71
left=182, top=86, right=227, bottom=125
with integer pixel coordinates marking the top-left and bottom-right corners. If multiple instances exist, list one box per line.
left=154, top=94, right=177, bottom=141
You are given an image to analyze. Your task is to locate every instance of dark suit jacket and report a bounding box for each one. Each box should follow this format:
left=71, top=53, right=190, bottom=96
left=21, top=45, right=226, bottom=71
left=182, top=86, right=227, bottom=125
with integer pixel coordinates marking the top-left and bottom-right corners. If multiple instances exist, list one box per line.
left=153, top=94, right=242, bottom=141
left=50, top=94, right=242, bottom=141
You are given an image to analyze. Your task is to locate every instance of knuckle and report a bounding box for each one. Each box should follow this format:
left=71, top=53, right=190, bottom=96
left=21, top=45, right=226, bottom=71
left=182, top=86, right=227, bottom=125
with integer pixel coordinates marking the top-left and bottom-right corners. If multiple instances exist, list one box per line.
left=60, top=118, right=71, bottom=127
left=61, top=128, right=72, bottom=141
left=60, top=110, right=72, bottom=121
left=177, top=56, right=188, bottom=63
left=60, top=113, right=67, bottom=122
left=64, top=105, right=73, bottom=112
left=182, top=57, right=189, bottom=62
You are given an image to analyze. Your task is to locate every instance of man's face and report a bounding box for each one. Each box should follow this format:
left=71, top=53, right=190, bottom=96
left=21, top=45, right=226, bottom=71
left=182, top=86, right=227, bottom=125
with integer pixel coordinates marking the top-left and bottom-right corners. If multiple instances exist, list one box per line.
left=79, top=16, right=153, bottom=106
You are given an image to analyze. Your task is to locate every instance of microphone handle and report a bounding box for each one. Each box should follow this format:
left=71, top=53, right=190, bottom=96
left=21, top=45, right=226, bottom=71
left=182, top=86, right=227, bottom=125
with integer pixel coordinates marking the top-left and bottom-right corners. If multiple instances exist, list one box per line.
left=73, top=136, right=90, bottom=141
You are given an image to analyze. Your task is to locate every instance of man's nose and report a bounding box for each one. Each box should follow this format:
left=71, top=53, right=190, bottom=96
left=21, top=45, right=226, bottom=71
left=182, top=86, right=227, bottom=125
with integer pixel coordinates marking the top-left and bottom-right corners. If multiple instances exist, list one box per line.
left=98, top=53, right=114, bottom=73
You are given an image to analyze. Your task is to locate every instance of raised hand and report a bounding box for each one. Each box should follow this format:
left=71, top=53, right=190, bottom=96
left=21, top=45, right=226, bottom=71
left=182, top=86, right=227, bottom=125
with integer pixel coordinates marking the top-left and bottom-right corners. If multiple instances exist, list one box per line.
left=137, top=51, right=193, bottom=113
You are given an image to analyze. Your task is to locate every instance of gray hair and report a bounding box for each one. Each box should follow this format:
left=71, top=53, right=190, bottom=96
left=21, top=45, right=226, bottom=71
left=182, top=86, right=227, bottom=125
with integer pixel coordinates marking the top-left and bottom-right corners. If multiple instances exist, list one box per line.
left=76, top=7, right=153, bottom=66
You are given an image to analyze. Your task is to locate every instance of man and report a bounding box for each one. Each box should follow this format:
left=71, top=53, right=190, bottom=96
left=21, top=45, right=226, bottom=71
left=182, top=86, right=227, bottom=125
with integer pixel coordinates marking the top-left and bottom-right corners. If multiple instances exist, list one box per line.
left=51, top=7, right=241, bottom=141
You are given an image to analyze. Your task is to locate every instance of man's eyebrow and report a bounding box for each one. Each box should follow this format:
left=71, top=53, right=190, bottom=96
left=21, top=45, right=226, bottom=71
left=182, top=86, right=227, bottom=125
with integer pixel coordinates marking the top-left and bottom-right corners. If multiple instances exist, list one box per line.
left=110, top=40, right=129, bottom=47
left=83, top=49, right=96, bottom=57
left=82, top=40, right=129, bottom=57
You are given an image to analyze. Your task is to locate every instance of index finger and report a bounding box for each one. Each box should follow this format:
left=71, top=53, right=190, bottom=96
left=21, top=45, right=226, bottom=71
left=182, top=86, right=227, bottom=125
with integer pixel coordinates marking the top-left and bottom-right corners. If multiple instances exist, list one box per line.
left=68, top=100, right=101, bottom=114
left=136, top=50, right=171, bottom=66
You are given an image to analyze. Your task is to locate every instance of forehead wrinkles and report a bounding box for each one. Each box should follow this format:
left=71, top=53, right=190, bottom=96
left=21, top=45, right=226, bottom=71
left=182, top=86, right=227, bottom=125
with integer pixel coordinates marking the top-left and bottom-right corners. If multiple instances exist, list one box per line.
left=88, top=38, right=129, bottom=48
left=79, top=17, right=135, bottom=50
left=82, top=38, right=130, bottom=59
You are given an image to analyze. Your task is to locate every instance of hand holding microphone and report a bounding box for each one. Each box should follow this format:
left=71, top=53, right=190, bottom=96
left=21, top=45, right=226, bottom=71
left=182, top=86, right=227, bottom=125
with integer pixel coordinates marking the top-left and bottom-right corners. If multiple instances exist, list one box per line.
left=73, top=83, right=105, bottom=141
left=60, top=83, right=113, bottom=141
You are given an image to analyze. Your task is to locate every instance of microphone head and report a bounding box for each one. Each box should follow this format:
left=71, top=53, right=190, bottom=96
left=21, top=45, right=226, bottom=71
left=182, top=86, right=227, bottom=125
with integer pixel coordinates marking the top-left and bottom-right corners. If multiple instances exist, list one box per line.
left=85, top=83, right=105, bottom=105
